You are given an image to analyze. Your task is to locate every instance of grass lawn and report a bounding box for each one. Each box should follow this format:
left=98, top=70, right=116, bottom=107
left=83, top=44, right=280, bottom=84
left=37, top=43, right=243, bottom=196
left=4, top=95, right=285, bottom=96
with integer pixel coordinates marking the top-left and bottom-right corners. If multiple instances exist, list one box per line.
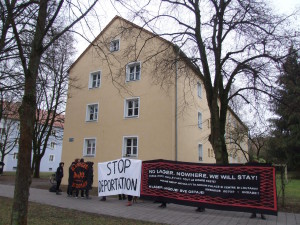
left=1, top=172, right=299, bottom=224
left=277, top=177, right=300, bottom=212
left=0, top=196, right=163, bottom=225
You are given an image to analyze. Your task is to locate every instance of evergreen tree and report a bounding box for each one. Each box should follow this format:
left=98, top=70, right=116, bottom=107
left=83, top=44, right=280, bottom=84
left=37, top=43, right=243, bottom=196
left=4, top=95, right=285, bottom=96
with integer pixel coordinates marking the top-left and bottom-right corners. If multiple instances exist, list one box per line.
left=269, top=47, right=300, bottom=170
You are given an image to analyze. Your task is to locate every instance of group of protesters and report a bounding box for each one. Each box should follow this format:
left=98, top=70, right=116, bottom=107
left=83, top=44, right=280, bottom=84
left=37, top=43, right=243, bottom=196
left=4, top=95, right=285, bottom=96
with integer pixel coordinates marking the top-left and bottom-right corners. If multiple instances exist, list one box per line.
left=54, top=158, right=94, bottom=199
left=53, top=158, right=267, bottom=220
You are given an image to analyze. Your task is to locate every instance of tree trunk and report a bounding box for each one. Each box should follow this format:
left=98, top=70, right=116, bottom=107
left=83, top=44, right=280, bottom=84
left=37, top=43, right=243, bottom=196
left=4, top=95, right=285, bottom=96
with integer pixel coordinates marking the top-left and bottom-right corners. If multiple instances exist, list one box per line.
left=209, top=98, right=229, bottom=164
left=33, top=157, right=41, bottom=178
left=11, top=75, right=36, bottom=225
left=10, top=0, right=48, bottom=222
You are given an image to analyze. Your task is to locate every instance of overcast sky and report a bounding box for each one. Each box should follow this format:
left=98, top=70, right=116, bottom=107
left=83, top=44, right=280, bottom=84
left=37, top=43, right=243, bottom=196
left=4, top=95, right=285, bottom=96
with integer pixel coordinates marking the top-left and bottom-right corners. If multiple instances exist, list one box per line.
left=74, top=0, right=300, bottom=57
left=72, top=0, right=299, bottom=128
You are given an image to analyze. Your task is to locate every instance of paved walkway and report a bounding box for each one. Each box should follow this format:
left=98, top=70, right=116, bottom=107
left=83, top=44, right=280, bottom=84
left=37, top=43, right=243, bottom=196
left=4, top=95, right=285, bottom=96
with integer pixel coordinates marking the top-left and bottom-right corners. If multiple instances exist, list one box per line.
left=0, top=184, right=299, bottom=225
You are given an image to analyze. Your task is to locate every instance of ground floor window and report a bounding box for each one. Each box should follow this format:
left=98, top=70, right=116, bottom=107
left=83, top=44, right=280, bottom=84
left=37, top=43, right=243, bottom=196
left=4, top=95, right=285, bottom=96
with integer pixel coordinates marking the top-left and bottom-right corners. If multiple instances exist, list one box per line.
left=84, top=138, right=96, bottom=156
left=49, top=155, right=54, bottom=162
left=123, top=136, right=138, bottom=157
left=198, top=144, right=203, bottom=161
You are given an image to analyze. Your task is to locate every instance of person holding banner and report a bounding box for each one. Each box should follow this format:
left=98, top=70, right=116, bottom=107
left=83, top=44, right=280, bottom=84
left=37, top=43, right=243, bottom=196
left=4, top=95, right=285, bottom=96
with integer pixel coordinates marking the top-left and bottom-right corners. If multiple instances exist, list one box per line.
left=250, top=212, right=266, bottom=220
left=67, top=161, right=76, bottom=197
left=159, top=201, right=167, bottom=208
left=127, top=195, right=133, bottom=206
left=119, top=194, right=126, bottom=200
left=85, top=161, right=94, bottom=199
left=75, top=158, right=86, bottom=198
left=195, top=207, right=205, bottom=212
left=98, top=158, right=142, bottom=204
left=248, top=158, right=266, bottom=220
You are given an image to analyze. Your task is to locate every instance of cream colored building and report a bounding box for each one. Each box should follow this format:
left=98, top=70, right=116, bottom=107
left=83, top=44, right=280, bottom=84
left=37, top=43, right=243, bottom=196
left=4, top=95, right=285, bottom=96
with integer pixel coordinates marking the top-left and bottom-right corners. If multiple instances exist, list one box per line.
left=61, top=16, right=248, bottom=184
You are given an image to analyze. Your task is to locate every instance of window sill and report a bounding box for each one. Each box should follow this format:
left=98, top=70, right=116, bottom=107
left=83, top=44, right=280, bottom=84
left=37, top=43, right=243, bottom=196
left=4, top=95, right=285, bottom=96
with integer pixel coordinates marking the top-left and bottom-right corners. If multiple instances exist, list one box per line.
left=86, top=120, right=98, bottom=122
left=124, top=116, right=139, bottom=119
left=123, top=155, right=137, bottom=158
left=83, top=155, right=95, bottom=158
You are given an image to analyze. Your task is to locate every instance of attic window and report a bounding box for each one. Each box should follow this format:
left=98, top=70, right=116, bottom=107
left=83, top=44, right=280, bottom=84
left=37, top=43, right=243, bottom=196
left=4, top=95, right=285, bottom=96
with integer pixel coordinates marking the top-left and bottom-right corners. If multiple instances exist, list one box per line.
left=110, top=39, right=120, bottom=52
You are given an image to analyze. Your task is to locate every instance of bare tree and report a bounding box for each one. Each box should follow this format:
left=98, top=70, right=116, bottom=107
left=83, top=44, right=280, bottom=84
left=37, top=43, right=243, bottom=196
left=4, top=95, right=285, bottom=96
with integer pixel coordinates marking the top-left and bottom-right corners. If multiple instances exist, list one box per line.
left=116, top=0, right=300, bottom=164
left=32, top=31, right=75, bottom=178
left=0, top=94, right=20, bottom=167
left=226, top=120, right=269, bottom=163
left=2, top=1, right=98, bottom=224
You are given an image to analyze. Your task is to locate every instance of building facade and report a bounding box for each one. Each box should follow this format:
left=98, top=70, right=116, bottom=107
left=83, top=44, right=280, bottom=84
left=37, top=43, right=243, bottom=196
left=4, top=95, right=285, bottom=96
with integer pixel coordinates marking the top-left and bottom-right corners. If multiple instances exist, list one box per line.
left=2, top=127, right=63, bottom=172
left=0, top=107, right=64, bottom=173
left=61, top=16, right=248, bottom=184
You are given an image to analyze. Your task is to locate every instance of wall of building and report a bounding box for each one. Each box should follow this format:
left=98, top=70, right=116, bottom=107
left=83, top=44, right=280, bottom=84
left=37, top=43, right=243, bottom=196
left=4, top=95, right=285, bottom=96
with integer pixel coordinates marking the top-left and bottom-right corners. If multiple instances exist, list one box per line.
left=61, top=17, right=248, bottom=186
left=61, top=17, right=178, bottom=184
left=1, top=119, right=63, bottom=172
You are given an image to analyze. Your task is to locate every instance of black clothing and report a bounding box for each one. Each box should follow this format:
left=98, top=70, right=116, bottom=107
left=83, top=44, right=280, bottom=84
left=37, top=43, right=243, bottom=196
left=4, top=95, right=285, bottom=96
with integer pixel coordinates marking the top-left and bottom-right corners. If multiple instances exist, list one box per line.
left=196, top=207, right=205, bottom=212
left=85, top=162, right=94, bottom=198
left=55, top=164, right=64, bottom=193
left=67, top=163, right=75, bottom=196
left=159, top=202, right=167, bottom=208
left=250, top=213, right=266, bottom=220
left=119, top=194, right=126, bottom=200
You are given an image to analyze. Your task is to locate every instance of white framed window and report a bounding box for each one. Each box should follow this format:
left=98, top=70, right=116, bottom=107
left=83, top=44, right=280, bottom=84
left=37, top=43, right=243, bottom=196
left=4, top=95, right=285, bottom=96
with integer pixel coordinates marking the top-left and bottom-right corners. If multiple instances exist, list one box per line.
left=86, top=103, right=98, bottom=121
left=198, top=112, right=202, bottom=129
left=126, top=62, right=141, bottom=82
left=83, top=138, right=96, bottom=156
left=50, top=142, right=56, bottom=149
left=49, top=155, right=54, bottom=162
left=51, top=130, right=56, bottom=136
left=197, top=82, right=202, bottom=98
left=124, top=98, right=139, bottom=118
left=0, top=127, right=5, bottom=135
left=198, top=144, right=203, bottom=161
left=89, top=71, right=101, bottom=89
left=123, top=136, right=138, bottom=157
left=13, top=152, right=18, bottom=160
left=110, top=39, right=120, bottom=52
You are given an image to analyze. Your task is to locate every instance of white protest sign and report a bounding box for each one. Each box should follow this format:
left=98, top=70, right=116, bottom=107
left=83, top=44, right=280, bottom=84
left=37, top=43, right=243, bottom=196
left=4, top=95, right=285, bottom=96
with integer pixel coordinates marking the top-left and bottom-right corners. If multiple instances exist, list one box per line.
left=98, top=158, right=142, bottom=197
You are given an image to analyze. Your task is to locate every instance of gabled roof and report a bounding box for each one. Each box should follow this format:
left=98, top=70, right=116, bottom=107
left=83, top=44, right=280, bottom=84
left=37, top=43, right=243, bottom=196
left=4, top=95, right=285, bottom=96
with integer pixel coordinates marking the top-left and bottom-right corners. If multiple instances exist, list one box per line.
left=69, top=15, right=247, bottom=129
left=1, top=101, right=64, bottom=129
left=68, top=15, right=173, bottom=72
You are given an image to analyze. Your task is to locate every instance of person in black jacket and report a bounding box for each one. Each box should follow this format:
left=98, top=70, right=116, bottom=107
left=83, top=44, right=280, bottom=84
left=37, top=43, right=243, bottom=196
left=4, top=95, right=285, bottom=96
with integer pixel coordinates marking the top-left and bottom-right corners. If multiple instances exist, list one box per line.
left=247, top=158, right=266, bottom=220
left=85, top=162, right=94, bottom=199
left=67, top=161, right=76, bottom=197
left=55, top=162, right=64, bottom=195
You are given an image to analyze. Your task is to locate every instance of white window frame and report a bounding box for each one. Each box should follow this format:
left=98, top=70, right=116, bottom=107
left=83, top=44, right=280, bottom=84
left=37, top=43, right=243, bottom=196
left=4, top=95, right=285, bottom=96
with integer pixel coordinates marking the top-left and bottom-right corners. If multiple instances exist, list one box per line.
left=126, top=62, right=141, bottom=82
left=13, top=152, right=18, bottom=160
left=50, top=142, right=56, bottom=149
left=122, top=136, right=138, bottom=158
left=89, top=70, right=101, bottom=89
left=83, top=138, right=96, bottom=157
left=124, top=97, right=140, bottom=118
left=0, top=127, right=5, bottom=135
left=49, top=154, right=54, bottom=162
left=197, top=82, right=202, bottom=98
left=110, top=39, right=120, bottom=52
left=198, top=144, right=203, bottom=162
left=86, top=103, right=99, bottom=122
left=198, top=112, right=202, bottom=129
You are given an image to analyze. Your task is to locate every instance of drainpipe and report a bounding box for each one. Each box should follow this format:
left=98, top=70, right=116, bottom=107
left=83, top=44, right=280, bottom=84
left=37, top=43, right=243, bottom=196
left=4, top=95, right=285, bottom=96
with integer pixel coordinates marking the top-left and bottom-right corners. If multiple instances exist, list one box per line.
left=175, top=46, right=180, bottom=162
